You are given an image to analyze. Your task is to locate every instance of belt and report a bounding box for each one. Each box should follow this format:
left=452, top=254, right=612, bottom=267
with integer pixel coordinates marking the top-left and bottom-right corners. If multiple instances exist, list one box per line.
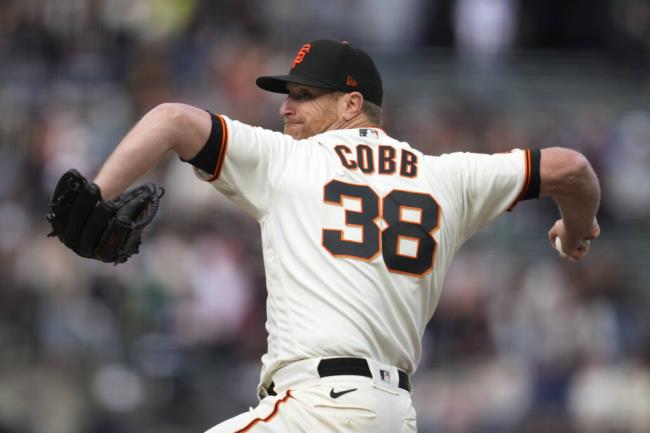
left=266, top=357, right=411, bottom=396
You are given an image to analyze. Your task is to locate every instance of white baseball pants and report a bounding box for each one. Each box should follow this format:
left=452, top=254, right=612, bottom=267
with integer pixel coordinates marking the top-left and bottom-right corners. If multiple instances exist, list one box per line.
left=204, top=358, right=417, bottom=433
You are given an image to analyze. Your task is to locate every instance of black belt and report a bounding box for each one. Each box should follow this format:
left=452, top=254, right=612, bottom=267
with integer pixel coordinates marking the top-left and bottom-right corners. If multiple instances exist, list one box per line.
left=266, top=358, right=411, bottom=396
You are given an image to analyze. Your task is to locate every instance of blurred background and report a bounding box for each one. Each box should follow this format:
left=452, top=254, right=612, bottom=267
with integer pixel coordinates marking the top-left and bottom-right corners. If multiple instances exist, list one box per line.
left=0, top=0, right=649, bottom=432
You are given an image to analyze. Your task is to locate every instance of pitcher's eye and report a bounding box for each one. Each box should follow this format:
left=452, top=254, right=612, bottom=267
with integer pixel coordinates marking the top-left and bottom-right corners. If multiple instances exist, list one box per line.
left=289, top=89, right=313, bottom=101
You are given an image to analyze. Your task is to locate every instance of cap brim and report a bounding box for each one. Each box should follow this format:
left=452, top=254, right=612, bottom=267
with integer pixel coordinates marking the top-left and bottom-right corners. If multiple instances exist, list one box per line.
left=256, top=75, right=338, bottom=94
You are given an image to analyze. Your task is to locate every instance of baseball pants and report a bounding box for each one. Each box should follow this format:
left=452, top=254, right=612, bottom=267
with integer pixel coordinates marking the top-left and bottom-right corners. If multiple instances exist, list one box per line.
left=204, top=357, right=417, bottom=433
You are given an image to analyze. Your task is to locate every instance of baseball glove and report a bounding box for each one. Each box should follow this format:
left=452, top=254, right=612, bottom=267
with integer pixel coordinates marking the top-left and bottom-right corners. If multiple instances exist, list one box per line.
left=46, top=169, right=164, bottom=264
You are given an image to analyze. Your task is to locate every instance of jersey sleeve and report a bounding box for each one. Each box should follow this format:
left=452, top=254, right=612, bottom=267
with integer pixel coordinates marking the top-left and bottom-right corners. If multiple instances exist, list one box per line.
left=427, top=149, right=538, bottom=244
left=190, top=114, right=298, bottom=219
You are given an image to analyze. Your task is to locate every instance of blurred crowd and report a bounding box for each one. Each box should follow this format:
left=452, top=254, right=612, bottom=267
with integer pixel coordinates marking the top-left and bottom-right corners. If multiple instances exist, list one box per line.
left=0, top=1, right=649, bottom=433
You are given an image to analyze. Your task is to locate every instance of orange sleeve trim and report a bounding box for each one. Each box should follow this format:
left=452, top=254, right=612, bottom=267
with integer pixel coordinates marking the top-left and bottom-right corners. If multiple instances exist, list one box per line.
left=184, top=111, right=229, bottom=182
left=213, top=114, right=229, bottom=180
left=507, top=149, right=531, bottom=211
left=198, top=114, right=229, bottom=182
left=234, top=390, right=293, bottom=433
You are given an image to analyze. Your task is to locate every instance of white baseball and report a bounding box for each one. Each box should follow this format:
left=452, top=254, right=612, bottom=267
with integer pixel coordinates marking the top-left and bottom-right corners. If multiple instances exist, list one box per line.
left=554, top=237, right=569, bottom=259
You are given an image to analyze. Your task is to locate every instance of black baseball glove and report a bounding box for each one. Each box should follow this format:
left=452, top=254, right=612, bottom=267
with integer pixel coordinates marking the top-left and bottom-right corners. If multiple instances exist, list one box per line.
left=46, top=169, right=164, bottom=264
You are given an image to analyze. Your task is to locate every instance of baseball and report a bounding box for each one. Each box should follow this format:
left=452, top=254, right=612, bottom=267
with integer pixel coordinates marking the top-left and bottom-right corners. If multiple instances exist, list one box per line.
left=554, top=237, right=569, bottom=259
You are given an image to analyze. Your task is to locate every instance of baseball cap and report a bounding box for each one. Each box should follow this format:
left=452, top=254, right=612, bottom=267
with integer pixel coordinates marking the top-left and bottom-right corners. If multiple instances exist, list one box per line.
left=256, top=40, right=383, bottom=107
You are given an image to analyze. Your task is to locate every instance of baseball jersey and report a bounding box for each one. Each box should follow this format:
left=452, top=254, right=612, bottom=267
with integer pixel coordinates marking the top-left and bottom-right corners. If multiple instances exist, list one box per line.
left=188, top=113, right=538, bottom=392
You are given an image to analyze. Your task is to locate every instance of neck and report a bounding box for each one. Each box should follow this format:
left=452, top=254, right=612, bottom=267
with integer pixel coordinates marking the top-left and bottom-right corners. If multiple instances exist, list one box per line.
left=328, top=114, right=377, bottom=132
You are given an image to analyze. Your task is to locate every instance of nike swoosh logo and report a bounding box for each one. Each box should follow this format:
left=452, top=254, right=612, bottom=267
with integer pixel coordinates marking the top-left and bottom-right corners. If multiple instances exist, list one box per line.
left=330, top=387, right=358, bottom=399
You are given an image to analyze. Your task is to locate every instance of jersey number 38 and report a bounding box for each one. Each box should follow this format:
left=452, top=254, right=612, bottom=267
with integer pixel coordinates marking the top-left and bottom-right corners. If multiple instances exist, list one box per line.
left=322, top=180, right=441, bottom=278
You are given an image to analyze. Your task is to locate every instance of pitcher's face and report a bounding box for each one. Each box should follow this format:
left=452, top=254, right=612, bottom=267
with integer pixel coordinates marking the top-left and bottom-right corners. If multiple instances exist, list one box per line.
left=279, top=84, right=341, bottom=139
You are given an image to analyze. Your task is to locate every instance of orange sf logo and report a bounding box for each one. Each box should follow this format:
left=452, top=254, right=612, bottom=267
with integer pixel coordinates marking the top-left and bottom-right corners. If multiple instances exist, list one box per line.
left=292, top=43, right=311, bottom=69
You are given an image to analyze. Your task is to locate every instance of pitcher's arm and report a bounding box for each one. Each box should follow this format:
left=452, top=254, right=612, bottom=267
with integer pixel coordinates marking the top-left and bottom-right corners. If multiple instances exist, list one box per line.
left=94, top=103, right=211, bottom=198
left=540, top=147, right=601, bottom=259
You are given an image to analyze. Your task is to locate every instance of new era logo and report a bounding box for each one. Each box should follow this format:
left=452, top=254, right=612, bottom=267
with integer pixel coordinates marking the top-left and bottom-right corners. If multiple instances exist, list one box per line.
left=346, top=75, right=358, bottom=87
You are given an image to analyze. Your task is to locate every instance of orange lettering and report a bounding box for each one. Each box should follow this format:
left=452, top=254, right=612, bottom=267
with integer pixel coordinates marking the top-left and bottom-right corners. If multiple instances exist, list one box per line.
left=292, top=44, right=312, bottom=69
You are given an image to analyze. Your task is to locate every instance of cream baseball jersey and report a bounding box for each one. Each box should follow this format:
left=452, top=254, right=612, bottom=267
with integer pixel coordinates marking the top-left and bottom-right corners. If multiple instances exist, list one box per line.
left=191, top=113, right=538, bottom=393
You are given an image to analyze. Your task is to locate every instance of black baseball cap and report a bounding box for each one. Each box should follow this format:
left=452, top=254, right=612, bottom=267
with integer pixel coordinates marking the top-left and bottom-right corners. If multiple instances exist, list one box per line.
left=256, top=40, right=383, bottom=107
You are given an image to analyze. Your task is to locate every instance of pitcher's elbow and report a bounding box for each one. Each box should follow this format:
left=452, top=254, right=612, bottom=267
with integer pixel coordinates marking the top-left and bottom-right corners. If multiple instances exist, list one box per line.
left=540, top=147, right=597, bottom=198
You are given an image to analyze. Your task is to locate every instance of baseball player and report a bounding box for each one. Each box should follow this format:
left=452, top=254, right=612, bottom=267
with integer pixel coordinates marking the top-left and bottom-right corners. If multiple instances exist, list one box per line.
left=86, top=40, right=601, bottom=432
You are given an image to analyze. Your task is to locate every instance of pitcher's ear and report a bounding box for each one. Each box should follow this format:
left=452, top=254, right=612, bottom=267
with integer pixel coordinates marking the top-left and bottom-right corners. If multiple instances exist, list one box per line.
left=341, top=92, right=364, bottom=121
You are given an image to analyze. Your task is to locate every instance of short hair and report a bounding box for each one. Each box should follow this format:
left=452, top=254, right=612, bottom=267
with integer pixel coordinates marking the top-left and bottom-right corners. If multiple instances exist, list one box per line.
left=331, top=90, right=383, bottom=126
left=362, top=100, right=383, bottom=126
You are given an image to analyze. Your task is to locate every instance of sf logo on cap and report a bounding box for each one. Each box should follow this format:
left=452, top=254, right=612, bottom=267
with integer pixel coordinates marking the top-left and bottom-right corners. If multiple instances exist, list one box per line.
left=292, top=43, right=312, bottom=69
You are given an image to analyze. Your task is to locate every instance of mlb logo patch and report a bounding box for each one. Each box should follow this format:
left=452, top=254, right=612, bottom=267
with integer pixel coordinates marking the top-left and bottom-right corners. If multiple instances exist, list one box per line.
left=359, top=128, right=378, bottom=138
left=379, top=369, right=391, bottom=383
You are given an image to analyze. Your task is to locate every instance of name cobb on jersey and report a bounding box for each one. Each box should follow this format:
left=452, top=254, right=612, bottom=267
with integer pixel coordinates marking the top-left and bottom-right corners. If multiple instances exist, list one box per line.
left=333, top=142, right=419, bottom=178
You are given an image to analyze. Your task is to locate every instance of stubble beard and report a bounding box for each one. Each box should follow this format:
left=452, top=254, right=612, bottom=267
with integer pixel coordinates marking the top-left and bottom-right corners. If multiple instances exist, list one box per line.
left=283, top=102, right=340, bottom=139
